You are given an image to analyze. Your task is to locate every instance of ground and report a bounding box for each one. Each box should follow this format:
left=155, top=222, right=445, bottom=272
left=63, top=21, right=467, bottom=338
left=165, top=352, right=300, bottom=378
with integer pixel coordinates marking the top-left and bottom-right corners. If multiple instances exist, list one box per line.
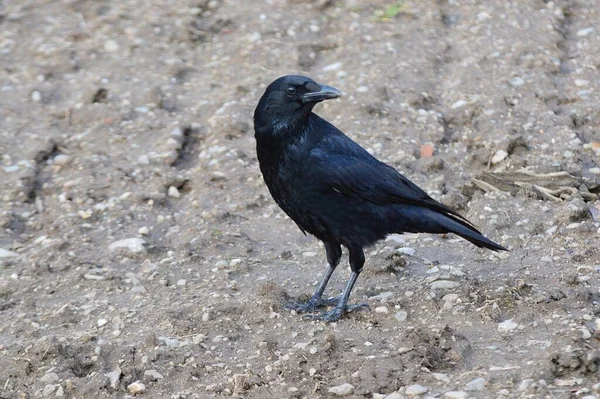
left=1, top=0, right=600, bottom=398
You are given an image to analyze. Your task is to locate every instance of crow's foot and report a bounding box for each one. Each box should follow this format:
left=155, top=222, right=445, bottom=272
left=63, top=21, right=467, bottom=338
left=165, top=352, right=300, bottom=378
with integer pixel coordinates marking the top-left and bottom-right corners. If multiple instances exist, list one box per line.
left=285, top=295, right=340, bottom=314
left=304, top=302, right=369, bottom=322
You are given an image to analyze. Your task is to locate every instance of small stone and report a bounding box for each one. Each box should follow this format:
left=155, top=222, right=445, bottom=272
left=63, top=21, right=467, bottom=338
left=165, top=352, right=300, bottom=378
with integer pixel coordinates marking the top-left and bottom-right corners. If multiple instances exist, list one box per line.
left=106, top=368, right=121, bottom=390
left=384, top=393, right=405, bottom=399
left=509, top=76, right=525, bottom=87
left=491, top=150, right=508, bottom=164
left=104, top=40, right=120, bottom=52
left=176, top=279, right=186, bottom=286
left=465, top=377, right=486, bottom=391
left=396, top=247, right=415, bottom=256
left=168, top=186, right=180, bottom=198
left=302, top=251, right=317, bottom=257
left=370, top=291, right=394, bottom=300
left=138, top=226, right=149, bottom=236
left=144, top=369, right=164, bottom=381
left=394, top=310, right=408, bottom=322
left=375, top=306, right=389, bottom=314
left=328, top=383, right=355, bottom=396
left=322, top=62, right=343, bottom=72
left=97, top=318, right=108, bottom=327
left=158, top=337, right=180, bottom=347
left=581, top=396, right=598, bottom=399
left=443, top=391, right=469, bottom=399
left=40, top=373, right=59, bottom=383
left=405, top=384, right=428, bottom=396
left=127, top=381, right=146, bottom=395
left=420, top=144, right=434, bottom=158
left=577, top=27, right=594, bottom=37
left=42, top=384, right=56, bottom=397
left=0, top=248, right=19, bottom=258
left=430, top=280, right=460, bottom=291
left=109, top=238, right=147, bottom=253
left=138, top=154, right=150, bottom=165
left=518, top=379, right=534, bottom=391
left=53, top=154, right=72, bottom=166
left=498, top=319, right=519, bottom=332
left=55, top=385, right=64, bottom=397
left=31, top=90, right=42, bottom=102
left=589, top=167, right=600, bottom=175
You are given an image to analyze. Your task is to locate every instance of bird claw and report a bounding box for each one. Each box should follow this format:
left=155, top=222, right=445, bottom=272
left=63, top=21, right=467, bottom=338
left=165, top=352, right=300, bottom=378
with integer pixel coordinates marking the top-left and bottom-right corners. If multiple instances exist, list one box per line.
left=284, top=295, right=340, bottom=313
left=304, top=302, right=370, bottom=322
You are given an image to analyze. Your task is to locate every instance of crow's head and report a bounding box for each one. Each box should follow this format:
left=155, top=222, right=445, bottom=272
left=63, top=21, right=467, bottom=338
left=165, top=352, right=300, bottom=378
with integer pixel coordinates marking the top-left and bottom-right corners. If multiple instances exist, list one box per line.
left=254, top=75, right=341, bottom=134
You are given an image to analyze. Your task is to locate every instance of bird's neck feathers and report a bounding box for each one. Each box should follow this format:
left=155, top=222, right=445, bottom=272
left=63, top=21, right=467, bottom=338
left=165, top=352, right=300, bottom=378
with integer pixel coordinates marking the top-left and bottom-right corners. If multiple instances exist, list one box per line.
left=254, top=101, right=314, bottom=144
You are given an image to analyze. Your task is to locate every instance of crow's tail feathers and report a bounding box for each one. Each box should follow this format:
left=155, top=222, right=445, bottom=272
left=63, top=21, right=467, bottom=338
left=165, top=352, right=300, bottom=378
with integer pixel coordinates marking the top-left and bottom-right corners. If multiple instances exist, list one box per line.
left=430, top=211, right=508, bottom=252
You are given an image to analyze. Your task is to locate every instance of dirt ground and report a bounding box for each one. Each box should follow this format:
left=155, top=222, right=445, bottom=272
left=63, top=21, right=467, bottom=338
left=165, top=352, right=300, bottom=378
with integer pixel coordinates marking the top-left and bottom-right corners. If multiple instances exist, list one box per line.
left=1, top=0, right=600, bottom=398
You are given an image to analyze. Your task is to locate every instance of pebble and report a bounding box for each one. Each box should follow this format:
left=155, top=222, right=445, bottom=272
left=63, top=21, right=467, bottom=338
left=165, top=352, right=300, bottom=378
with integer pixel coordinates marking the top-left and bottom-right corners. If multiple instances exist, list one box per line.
left=396, top=247, right=415, bottom=256
left=405, top=384, right=428, bottom=395
left=384, top=393, right=405, bottom=399
left=443, top=391, right=469, bottom=399
left=465, top=377, right=486, bottom=391
left=109, top=238, right=147, bottom=253
left=509, top=76, right=525, bottom=87
left=577, top=27, right=595, bottom=37
left=53, top=154, right=72, bottom=166
left=0, top=248, right=19, bottom=258
left=328, top=383, right=355, bottom=396
left=302, top=251, right=317, bottom=257
left=42, top=384, right=56, bottom=397
left=106, top=368, right=121, bottom=389
left=518, top=379, right=534, bottom=391
left=589, top=167, right=600, bottom=175
left=322, top=62, right=343, bottom=71
left=168, top=186, right=180, bottom=198
left=97, top=318, right=108, bottom=327
left=430, top=280, right=460, bottom=291
left=144, top=369, right=164, bottom=381
left=370, top=291, right=393, bottom=301
left=582, top=396, right=598, bottom=399
left=394, top=310, right=408, bottom=322
left=127, top=381, right=146, bottom=395
left=40, top=372, right=59, bottom=383
left=138, top=226, right=149, bottom=236
left=104, top=40, right=120, bottom=52
left=177, top=279, right=186, bottom=286
left=491, top=150, right=508, bottom=164
left=31, top=90, right=42, bottom=102
left=498, top=319, right=519, bottom=332
left=375, top=306, right=389, bottom=314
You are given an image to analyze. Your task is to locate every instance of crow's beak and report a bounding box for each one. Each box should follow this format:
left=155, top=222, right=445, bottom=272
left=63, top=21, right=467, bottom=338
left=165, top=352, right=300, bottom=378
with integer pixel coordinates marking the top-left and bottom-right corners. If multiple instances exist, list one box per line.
left=300, top=85, right=342, bottom=105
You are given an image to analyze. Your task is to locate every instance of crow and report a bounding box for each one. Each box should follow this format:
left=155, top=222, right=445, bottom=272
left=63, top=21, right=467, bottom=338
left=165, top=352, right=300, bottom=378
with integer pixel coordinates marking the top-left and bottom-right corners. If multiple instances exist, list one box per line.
left=254, top=75, right=507, bottom=322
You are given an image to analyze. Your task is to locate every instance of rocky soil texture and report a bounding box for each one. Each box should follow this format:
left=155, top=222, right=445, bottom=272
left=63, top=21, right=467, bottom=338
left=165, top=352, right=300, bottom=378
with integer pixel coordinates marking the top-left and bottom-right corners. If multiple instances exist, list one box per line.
left=1, top=0, right=600, bottom=398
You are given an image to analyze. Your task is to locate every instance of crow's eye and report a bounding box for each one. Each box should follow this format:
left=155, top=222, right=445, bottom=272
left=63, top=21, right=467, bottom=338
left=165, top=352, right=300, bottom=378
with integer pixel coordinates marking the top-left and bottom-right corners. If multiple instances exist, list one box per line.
left=286, top=87, right=297, bottom=96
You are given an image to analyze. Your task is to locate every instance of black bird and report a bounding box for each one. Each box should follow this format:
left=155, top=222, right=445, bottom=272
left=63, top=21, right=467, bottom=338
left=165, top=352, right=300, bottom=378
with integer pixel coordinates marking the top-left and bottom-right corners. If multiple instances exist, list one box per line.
left=254, top=75, right=507, bottom=322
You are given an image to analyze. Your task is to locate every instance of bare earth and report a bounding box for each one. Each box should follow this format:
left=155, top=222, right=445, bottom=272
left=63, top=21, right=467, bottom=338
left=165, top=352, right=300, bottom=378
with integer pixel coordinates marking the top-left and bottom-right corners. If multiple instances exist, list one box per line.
left=1, top=0, right=600, bottom=398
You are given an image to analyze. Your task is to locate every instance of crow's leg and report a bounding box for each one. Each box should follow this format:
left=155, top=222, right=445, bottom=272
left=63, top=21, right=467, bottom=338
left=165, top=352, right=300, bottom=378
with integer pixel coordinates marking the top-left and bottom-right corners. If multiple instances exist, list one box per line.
left=310, top=246, right=369, bottom=322
left=285, top=242, right=342, bottom=313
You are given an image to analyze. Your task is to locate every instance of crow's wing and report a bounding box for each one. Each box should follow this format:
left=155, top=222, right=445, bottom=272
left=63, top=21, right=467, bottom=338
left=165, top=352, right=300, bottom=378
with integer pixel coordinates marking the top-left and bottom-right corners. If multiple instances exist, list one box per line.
left=310, top=144, right=475, bottom=228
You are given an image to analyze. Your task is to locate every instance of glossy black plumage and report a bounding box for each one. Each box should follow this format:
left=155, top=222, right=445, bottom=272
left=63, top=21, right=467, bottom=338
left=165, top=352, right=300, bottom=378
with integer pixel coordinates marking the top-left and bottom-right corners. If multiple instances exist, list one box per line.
left=254, top=75, right=506, bottom=321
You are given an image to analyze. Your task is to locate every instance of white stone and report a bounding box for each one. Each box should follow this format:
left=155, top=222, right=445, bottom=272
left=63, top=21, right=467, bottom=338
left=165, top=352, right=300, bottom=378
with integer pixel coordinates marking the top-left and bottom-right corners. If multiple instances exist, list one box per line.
left=97, top=318, right=108, bottom=327
left=375, top=306, right=389, bottom=314
left=432, top=373, right=450, bottom=383
left=577, top=27, right=594, bottom=37
left=138, top=226, right=149, bottom=236
left=465, top=377, right=486, bottom=391
left=491, top=150, right=508, bottom=164
left=430, top=280, right=460, bottom=290
left=127, top=381, right=146, bottom=394
left=405, top=384, right=428, bottom=395
left=104, top=40, right=120, bottom=52
left=384, top=393, right=406, bottom=399
left=40, top=373, right=59, bottom=383
left=509, top=77, right=525, bottom=87
left=168, top=186, right=180, bottom=198
left=144, top=369, right=164, bottom=380
left=42, top=384, right=56, bottom=397
left=443, top=392, right=469, bottom=399
left=106, top=368, right=121, bottom=389
left=322, top=62, right=343, bottom=72
left=0, top=248, right=19, bottom=258
left=31, top=90, right=42, bottom=102
left=394, top=310, right=408, bottom=322
left=498, top=319, right=519, bottom=332
left=328, top=383, right=354, bottom=396
left=396, top=247, right=415, bottom=256
left=109, top=238, right=146, bottom=253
